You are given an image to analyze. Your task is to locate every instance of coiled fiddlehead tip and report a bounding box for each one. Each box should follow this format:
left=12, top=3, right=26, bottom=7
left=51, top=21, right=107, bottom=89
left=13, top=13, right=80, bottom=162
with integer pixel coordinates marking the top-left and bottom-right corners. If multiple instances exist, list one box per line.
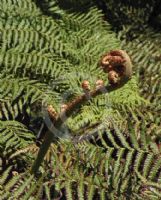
left=99, top=50, right=133, bottom=85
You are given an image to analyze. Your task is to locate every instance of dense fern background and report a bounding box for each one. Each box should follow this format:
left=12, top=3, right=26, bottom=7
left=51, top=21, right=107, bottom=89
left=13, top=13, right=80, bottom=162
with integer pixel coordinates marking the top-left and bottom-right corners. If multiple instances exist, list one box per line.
left=0, top=0, right=160, bottom=199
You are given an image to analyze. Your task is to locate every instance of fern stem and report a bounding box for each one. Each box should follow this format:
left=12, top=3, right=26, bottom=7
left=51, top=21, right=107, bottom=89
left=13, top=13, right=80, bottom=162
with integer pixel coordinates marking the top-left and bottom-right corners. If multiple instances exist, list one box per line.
left=31, top=79, right=131, bottom=175
left=31, top=131, right=53, bottom=174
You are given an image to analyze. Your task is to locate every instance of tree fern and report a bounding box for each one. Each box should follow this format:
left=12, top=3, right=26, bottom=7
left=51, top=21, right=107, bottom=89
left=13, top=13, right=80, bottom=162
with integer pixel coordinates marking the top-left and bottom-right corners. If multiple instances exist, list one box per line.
left=0, top=0, right=160, bottom=199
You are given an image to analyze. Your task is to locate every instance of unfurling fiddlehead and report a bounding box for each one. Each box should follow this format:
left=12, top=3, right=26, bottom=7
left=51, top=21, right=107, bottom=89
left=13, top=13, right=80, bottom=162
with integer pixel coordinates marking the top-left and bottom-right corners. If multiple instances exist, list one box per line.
left=99, top=50, right=133, bottom=84
left=31, top=50, right=133, bottom=175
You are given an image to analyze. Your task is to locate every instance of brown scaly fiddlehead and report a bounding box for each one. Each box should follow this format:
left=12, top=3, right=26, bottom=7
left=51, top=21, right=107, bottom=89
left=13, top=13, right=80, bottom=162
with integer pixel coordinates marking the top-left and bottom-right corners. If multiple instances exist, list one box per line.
left=99, top=50, right=133, bottom=84
left=31, top=50, right=133, bottom=175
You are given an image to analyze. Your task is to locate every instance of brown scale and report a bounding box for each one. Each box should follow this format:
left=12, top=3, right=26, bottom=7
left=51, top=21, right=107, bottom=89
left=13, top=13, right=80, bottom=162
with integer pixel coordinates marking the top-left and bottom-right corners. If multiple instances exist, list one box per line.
left=47, top=105, right=58, bottom=121
left=99, top=50, right=132, bottom=85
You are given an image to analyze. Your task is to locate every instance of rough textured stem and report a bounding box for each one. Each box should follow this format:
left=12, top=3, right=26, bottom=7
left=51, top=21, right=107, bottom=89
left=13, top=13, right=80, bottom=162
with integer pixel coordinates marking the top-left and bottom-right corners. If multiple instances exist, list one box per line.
left=31, top=80, right=130, bottom=174
left=31, top=50, right=133, bottom=175
left=31, top=131, right=53, bottom=174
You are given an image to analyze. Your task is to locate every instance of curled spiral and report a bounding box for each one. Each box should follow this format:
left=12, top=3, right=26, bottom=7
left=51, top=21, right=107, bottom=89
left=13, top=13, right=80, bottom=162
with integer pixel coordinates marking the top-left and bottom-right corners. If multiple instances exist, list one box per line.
left=99, top=50, right=133, bottom=85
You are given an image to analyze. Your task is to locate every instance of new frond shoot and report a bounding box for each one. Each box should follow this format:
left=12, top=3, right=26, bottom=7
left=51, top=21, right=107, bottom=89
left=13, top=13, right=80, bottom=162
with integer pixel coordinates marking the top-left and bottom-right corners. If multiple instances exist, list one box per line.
left=31, top=49, right=133, bottom=175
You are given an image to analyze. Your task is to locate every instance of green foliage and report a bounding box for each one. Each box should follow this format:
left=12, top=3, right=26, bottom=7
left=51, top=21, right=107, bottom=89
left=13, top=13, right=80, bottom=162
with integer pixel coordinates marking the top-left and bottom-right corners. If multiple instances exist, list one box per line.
left=0, top=120, right=34, bottom=172
left=0, top=0, right=160, bottom=199
left=119, top=27, right=161, bottom=124
left=0, top=77, right=60, bottom=120
left=0, top=167, right=46, bottom=200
